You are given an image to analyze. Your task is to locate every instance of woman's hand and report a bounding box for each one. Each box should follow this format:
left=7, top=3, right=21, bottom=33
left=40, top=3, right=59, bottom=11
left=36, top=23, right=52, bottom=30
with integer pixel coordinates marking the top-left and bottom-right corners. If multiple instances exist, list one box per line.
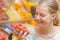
left=18, top=27, right=29, bottom=40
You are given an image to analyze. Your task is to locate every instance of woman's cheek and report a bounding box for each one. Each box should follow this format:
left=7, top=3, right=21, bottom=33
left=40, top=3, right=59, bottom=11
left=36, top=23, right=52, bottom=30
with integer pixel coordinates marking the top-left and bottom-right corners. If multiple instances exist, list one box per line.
left=44, top=17, right=51, bottom=24
left=42, top=17, right=49, bottom=24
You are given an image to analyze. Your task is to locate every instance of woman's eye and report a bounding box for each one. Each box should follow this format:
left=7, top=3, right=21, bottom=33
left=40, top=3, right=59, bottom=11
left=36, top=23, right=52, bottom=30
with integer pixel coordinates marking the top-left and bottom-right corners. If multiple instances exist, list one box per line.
left=35, top=12, right=45, bottom=17
left=40, top=13, right=45, bottom=17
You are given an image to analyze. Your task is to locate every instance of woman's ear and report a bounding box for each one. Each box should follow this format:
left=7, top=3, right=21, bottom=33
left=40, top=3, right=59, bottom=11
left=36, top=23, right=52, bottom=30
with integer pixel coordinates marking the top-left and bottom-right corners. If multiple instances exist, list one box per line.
left=51, top=13, right=57, bottom=20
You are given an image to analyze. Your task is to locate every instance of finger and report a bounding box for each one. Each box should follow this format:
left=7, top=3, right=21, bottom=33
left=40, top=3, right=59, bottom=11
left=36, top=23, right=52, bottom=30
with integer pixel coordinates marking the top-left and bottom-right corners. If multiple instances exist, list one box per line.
left=22, top=31, right=29, bottom=38
left=19, top=30, right=23, bottom=37
left=21, top=31, right=25, bottom=37
left=21, top=29, right=29, bottom=37
left=22, top=32, right=27, bottom=37
left=25, top=32, right=29, bottom=36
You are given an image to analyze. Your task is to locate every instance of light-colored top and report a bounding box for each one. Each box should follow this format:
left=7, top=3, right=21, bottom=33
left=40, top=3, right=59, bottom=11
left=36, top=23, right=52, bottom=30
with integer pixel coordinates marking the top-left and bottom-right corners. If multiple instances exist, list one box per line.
left=26, top=26, right=60, bottom=40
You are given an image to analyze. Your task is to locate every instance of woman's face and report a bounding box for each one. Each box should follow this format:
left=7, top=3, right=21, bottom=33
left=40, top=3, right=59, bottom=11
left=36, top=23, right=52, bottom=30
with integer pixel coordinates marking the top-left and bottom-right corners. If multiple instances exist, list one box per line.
left=35, top=6, right=55, bottom=27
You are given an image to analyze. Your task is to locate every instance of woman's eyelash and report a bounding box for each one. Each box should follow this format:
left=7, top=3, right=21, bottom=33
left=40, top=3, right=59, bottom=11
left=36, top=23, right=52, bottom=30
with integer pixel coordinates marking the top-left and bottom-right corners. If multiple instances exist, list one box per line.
left=36, top=13, right=45, bottom=16
left=39, top=13, right=45, bottom=17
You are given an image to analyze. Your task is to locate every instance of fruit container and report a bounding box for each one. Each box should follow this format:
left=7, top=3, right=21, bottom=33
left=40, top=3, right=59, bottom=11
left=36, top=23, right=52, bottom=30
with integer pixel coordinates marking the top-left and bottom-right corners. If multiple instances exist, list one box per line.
left=3, top=23, right=29, bottom=36
left=9, top=23, right=29, bottom=35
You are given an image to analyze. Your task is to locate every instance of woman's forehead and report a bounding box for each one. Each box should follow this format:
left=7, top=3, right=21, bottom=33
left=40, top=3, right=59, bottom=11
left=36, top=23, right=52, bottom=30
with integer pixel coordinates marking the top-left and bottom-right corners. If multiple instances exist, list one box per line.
left=36, top=6, right=49, bottom=13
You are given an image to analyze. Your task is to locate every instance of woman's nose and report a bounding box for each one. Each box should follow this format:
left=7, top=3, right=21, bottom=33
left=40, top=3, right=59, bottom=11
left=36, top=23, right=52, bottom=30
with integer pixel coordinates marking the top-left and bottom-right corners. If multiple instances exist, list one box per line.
left=35, top=15, right=41, bottom=20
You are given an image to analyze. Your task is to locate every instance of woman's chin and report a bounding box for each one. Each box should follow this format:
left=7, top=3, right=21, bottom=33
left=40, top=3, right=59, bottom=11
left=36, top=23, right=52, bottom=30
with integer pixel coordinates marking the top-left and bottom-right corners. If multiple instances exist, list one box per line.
left=37, top=23, right=43, bottom=26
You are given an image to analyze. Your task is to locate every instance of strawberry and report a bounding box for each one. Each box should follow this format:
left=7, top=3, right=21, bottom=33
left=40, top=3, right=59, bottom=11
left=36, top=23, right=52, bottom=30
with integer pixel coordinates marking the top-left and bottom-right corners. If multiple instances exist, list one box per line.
left=0, top=34, right=6, bottom=40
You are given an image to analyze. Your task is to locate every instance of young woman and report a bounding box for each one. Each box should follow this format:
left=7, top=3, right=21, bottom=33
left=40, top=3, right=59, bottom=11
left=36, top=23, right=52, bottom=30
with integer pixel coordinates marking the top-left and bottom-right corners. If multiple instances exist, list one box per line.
left=18, top=0, right=60, bottom=40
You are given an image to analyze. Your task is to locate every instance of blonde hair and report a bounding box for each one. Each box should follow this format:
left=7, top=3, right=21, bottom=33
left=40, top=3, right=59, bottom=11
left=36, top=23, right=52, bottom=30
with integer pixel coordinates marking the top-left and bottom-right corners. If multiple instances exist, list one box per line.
left=38, top=0, right=59, bottom=26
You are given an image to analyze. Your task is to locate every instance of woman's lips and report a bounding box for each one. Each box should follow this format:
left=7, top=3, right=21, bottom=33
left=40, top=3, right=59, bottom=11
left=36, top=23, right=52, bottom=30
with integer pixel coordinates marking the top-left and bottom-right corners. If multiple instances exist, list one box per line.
left=36, top=20, right=43, bottom=24
left=35, top=19, right=44, bottom=25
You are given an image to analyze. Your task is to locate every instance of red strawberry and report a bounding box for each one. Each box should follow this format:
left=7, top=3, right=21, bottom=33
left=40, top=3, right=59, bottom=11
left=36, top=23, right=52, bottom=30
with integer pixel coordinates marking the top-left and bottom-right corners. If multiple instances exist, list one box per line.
left=16, top=23, right=22, bottom=28
left=0, top=9, right=3, bottom=15
left=16, top=27, right=21, bottom=33
left=0, top=35, right=6, bottom=40
left=10, top=24, right=17, bottom=29
left=1, top=15, right=7, bottom=20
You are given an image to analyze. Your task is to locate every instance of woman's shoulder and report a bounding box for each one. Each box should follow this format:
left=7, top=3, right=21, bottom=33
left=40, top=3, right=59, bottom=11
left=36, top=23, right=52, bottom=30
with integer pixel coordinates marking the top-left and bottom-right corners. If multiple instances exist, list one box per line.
left=55, top=26, right=60, bottom=35
left=55, top=26, right=60, bottom=31
left=52, top=26, right=60, bottom=40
